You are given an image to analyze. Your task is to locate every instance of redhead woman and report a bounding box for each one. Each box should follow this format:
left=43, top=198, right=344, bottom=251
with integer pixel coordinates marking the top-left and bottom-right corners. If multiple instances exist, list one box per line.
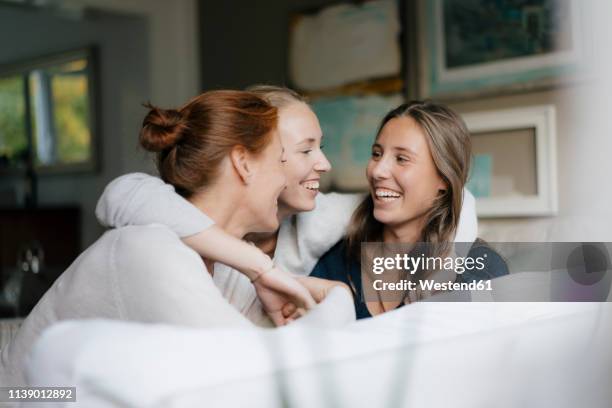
left=95, top=87, right=479, bottom=326
left=0, top=90, right=322, bottom=385
left=310, top=101, right=509, bottom=319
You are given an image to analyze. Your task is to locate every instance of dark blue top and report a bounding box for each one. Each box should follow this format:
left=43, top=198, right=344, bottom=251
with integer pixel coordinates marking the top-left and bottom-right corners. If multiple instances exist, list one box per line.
left=310, top=239, right=509, bottom=319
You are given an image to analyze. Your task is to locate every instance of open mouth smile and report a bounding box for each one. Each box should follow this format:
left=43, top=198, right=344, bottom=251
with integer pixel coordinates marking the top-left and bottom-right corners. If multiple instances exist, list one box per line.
left=374, top=188, right=402, bottom=202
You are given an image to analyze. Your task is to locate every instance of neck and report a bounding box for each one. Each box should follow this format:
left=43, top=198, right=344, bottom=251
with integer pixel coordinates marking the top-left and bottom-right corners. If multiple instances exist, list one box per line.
left=382, top=216, right=426, bottom=243
left=189, top=186, right=252, bottom=239
left=276, top=203, right=293, bottom=221
left=245, top=230, right=279, bottom=257
left=245, top=204, right=291, bottom=257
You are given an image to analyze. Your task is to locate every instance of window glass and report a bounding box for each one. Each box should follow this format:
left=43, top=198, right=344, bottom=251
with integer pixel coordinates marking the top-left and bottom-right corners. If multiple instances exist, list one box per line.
left=0, top=75, right=28, bottom=170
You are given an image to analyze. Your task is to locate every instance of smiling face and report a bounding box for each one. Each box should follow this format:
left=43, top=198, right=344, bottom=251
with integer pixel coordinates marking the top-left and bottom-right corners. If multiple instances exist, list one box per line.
left=276, top=102, right=331, bottom=215
left=366, top=116, right=447, bottom=235
left=245, top=129, right=287, bottom=232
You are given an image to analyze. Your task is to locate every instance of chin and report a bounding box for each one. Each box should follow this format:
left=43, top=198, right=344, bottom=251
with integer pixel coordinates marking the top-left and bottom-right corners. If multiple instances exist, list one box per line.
left=300, top=199, right=316, bottom=212
left=287, top=197, right=316, bottom=213
left=262, top=219, right=279, bottom=232
left=373, top=208, right=395, bottom=225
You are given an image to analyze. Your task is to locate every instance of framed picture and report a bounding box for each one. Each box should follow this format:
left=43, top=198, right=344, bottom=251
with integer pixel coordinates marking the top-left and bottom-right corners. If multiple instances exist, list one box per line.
left=463, top=105, right=558, bottom=217
left=417, top=0, right=584, bottom=100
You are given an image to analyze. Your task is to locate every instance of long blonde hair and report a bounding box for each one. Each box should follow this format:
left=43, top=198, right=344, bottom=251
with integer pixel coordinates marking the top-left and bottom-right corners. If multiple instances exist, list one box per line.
left=346, top=100, right=472, bottom=258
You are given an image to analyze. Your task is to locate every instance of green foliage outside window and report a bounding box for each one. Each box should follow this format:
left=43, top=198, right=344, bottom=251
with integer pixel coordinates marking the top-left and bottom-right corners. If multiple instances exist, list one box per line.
left=0, top=75, right=28, bottom=168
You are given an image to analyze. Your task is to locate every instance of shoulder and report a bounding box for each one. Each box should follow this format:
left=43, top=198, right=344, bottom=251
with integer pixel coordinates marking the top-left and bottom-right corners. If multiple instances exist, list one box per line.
left=460, top=239, right=509, bottom=281
left=110, top=224, right=186, bottom=252
left=289, top=193, right=366, bottom=264
left=108, top=224, right=204, bottom=274
left=310, top=239, right=350, bottom=278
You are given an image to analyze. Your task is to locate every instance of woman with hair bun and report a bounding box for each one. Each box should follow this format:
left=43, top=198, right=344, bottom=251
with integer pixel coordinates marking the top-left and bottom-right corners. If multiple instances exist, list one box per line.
left=0, top=90, right=329, bottom=386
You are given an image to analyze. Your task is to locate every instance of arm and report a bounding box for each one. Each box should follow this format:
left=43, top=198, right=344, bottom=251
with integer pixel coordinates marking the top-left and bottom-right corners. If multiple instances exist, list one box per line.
left=96, top=173, right=272, bottom=280
left=96, top=173, right=213, bottom=237
left=96, top=173, right=315, bottom=324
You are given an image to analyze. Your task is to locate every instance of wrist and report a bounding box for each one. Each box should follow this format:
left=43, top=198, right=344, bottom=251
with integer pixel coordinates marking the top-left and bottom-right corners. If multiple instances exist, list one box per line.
left=248, top=253, right=274, bottom=282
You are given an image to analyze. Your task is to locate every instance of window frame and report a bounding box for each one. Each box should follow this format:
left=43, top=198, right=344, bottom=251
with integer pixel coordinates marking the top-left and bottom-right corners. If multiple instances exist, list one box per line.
left=0, top=47, right=100, bottom=175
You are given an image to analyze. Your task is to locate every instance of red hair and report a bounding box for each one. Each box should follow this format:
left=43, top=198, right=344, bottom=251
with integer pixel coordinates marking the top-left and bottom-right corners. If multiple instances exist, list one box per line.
left=139, top=90, right=278, bottom=197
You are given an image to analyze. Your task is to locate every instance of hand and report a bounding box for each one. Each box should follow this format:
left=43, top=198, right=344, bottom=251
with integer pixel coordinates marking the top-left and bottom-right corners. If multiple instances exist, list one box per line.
left=281, top=277, right=353, bottom=320
left=252, top=267, right=316, bottom=326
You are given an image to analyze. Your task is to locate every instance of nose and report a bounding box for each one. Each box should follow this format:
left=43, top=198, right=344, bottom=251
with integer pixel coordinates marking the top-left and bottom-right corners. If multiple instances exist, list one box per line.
left=314, top=150, right=332, bottom=173
left=370, top=157, right=391, bottom=180
left=280, top=148, right=287, bottom=164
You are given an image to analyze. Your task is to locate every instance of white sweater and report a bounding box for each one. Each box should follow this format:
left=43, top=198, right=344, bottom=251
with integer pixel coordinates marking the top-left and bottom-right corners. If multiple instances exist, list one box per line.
left=0, top=224, right=253, bottom=386
left=95, top=173, right=478, bottom=325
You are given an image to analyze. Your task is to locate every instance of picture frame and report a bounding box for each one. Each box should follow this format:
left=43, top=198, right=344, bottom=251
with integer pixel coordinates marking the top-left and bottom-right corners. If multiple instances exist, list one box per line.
left=463, top=105, right=558, bottom=217
left=417, top=0, right=584, bottom=101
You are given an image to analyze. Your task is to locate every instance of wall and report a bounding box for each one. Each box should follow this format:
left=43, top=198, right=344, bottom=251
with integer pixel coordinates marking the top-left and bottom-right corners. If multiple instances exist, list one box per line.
left=0, top=4, right=150, bottom=246
left=197, top=0, right=612, bottom=242
left=452, top=86, right=612, bottom=242
left=198, top=0, right=347, bottom=90
left=451, top=0, right=612, bottom=242
left=1, top=0, right=201, bottom=247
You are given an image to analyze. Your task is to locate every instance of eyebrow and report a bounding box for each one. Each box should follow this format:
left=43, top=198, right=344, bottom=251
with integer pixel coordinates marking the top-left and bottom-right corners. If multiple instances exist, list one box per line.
left=297, top=137, right=317, bottom=145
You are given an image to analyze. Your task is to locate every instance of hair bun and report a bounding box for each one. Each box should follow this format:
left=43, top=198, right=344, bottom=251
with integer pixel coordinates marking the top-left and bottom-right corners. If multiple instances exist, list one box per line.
left=139, top=103, right=187, bottom=152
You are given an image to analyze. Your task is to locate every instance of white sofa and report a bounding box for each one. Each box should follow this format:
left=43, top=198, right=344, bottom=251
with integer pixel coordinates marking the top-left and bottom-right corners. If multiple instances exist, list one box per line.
left=23, top=278, right=612, bottom=408
left=0, top=318, right=23, bottom=351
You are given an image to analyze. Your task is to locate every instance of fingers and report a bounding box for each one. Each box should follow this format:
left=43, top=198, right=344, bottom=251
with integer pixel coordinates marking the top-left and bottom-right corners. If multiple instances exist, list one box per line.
left=261, top=271, right=316, bottom=310
left=281, top=303, right=297, bottom=318
left=281, top=303, right=307, bottom=320
left=269, top=308, right=304, bottom=327
left=267, top=310, right=287, bottom=327
left=290, top=308, right=306, bottom=319
left=291, top=286, right=316, bottom=310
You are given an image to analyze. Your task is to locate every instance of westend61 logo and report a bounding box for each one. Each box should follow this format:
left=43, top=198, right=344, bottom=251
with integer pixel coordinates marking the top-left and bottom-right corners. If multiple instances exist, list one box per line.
left=360, top=242, right=612, bottom=302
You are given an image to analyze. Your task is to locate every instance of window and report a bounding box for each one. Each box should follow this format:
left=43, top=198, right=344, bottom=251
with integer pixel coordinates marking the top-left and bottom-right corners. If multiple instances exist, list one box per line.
left=0, top=48, right=98, bottom=174
left=0, top=75, right=28, bottom=170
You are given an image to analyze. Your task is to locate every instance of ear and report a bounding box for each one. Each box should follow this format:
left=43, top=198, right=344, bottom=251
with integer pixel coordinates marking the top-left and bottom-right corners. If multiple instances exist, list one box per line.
left=230, top=145, right=252, bottom=185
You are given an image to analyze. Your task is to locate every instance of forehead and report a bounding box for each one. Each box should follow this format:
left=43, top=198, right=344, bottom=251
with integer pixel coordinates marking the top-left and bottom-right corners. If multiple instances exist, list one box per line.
left=278, top=102, right=322, bottom=145
left=376, top=116, right=428, bottom=151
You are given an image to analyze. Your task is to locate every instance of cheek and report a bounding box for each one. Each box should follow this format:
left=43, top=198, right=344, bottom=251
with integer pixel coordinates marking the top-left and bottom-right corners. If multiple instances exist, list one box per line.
left=298, top=157, right=315, bottom=179
left=266, top=165, right=285, bottom=192
left=283, top=158, right=303, bottom=184
left=398, top=168, right=439, bottom=201
left=365, top=161, right=375, bottom=180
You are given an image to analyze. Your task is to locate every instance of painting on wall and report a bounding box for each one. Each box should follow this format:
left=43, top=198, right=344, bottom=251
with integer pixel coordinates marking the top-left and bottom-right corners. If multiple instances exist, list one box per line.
left=311, top=93, right=404, bottom=191
left=463, top=105, right=558, bottom=217
left=288, top=0, right=405, bottom=97
left=418, top=0, right=584, bottom=100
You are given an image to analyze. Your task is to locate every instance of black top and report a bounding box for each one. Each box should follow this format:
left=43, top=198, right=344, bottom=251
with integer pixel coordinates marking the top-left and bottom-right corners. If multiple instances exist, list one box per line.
left=310, top=239, right=509, bottom=319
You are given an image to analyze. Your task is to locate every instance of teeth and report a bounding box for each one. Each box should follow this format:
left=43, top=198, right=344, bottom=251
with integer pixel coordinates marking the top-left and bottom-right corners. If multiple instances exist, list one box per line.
left=375, top=188, right=401, bottom=198
left=303, top=181, right=319, bottom=190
